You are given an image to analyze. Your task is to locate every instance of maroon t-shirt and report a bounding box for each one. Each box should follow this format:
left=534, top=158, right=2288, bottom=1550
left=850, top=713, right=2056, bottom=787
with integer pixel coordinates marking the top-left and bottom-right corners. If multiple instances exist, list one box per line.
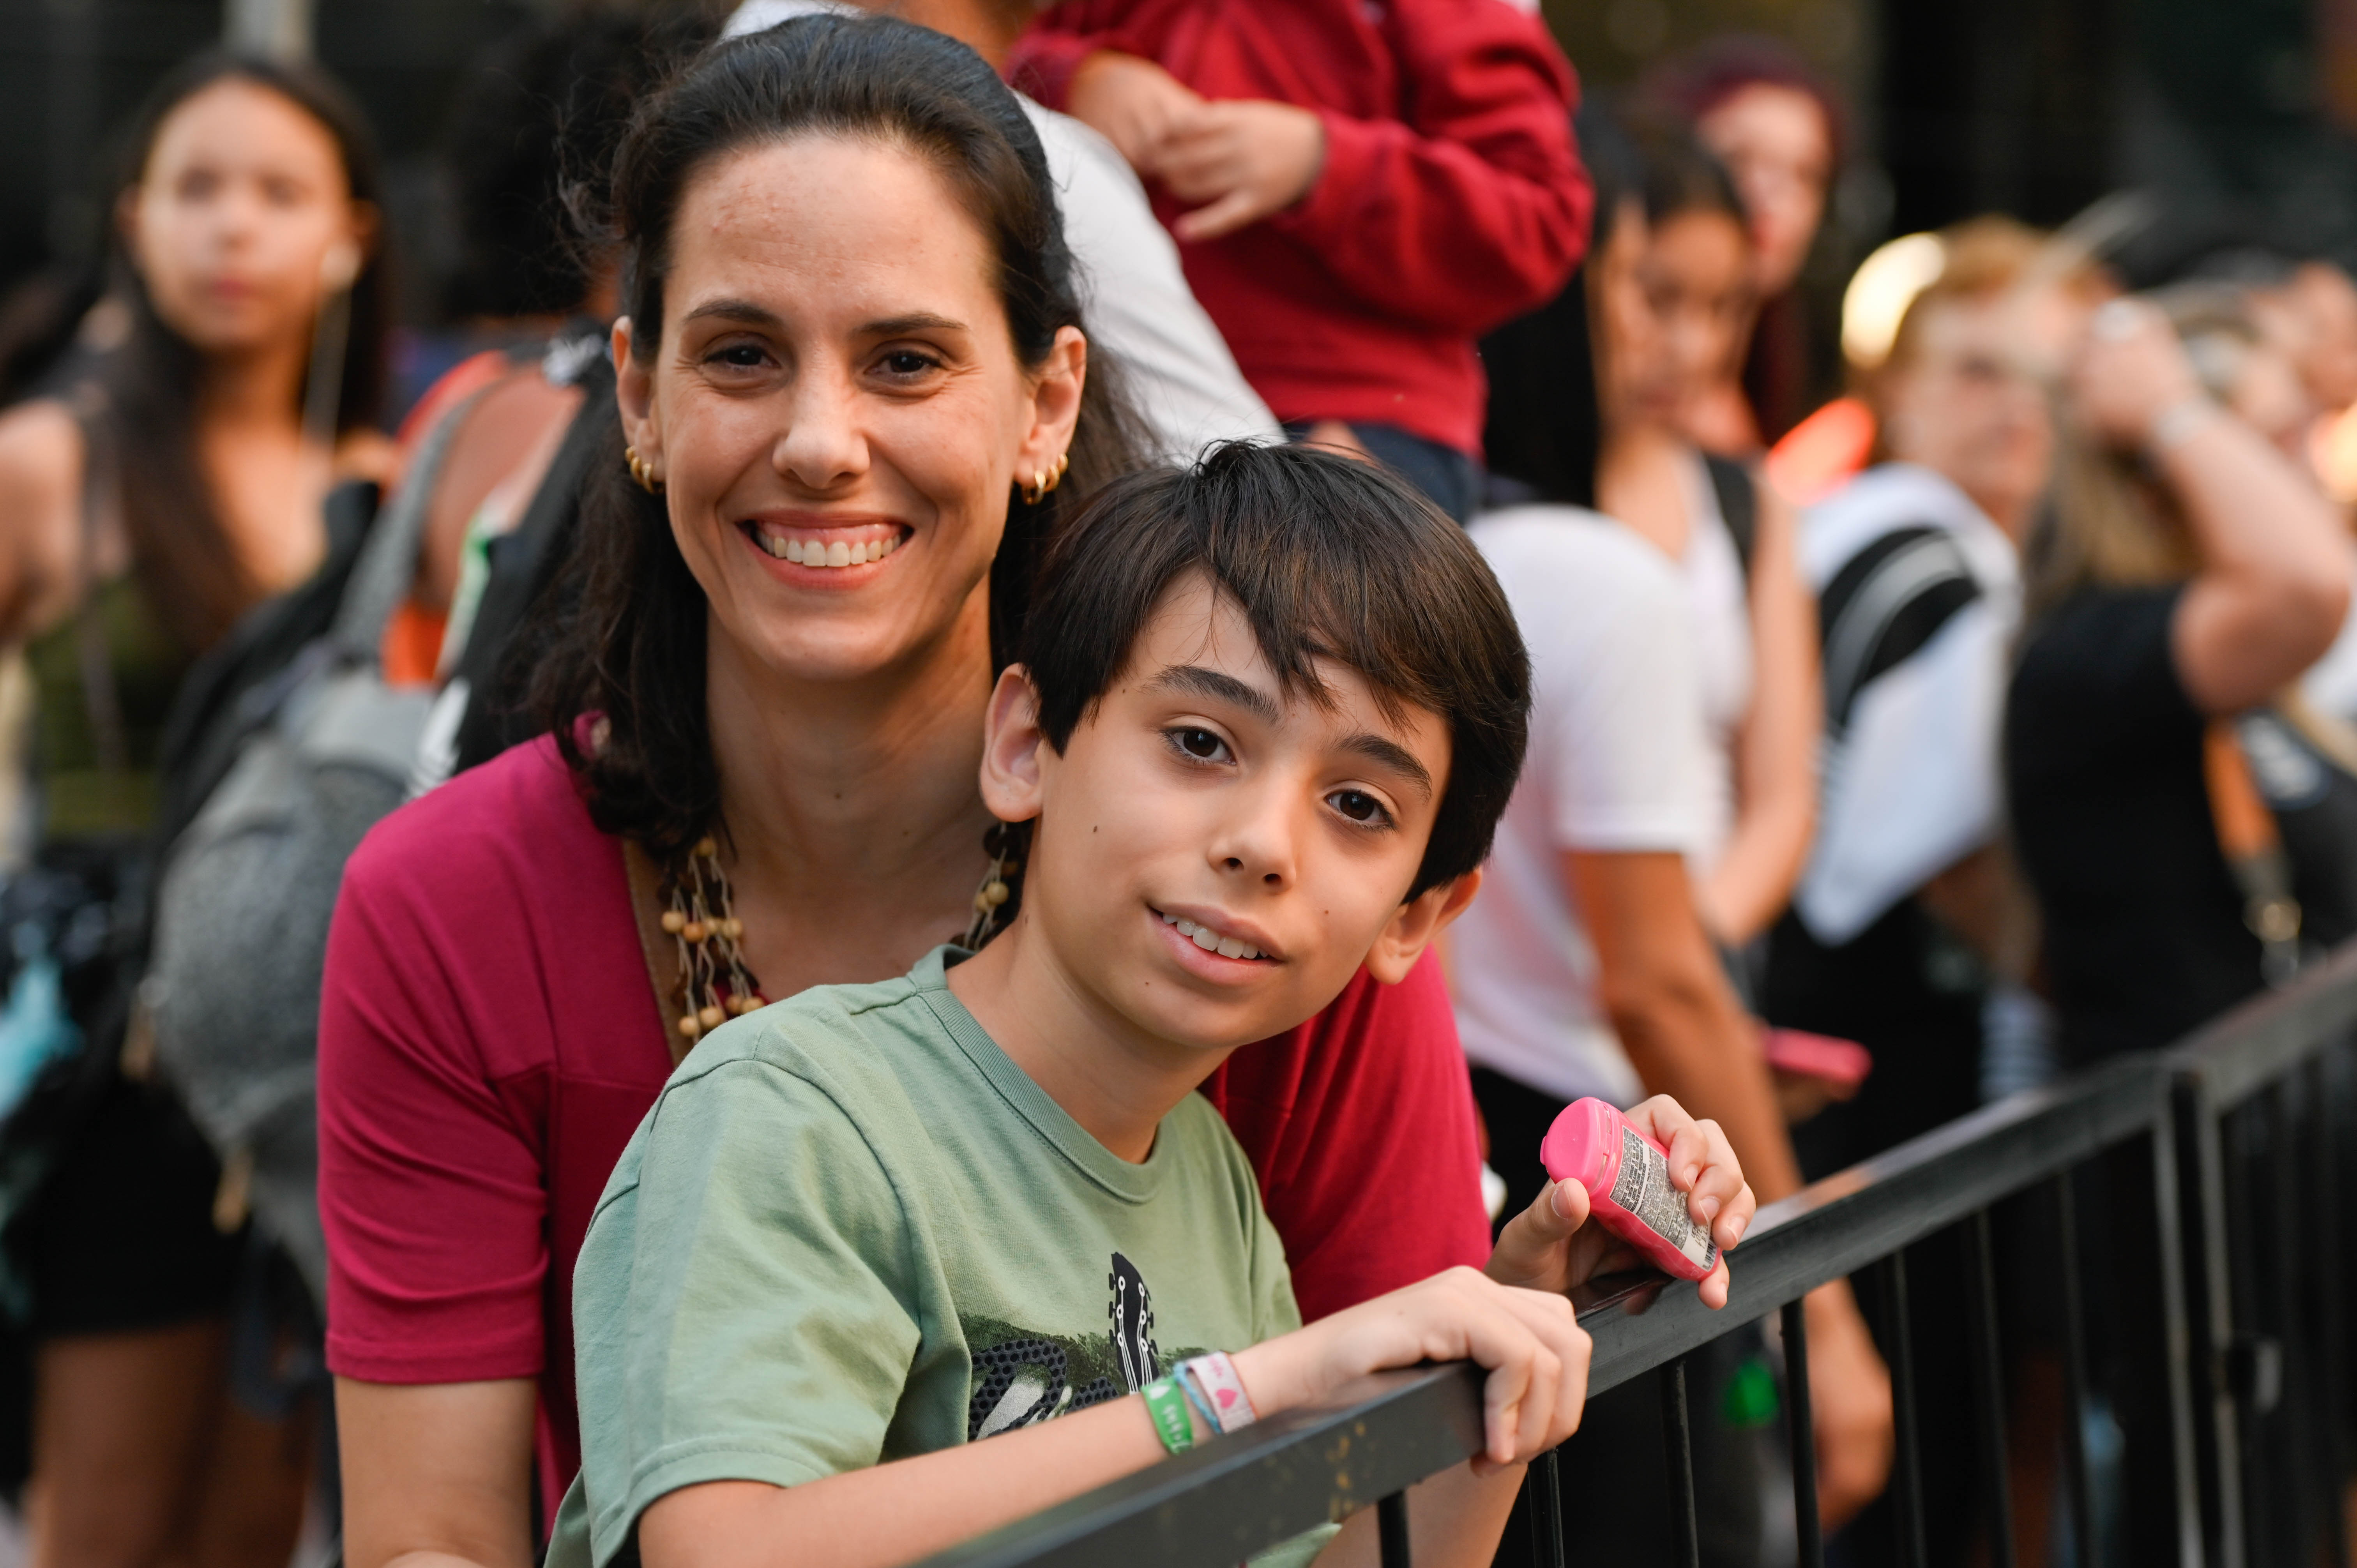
left=318, top=736, right=1491, bottom=1509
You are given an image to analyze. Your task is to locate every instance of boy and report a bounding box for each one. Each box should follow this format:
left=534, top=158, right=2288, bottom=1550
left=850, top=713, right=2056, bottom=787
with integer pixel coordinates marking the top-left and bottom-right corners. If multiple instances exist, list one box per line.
left=1007, top=0, right=1591, bottom=522
left=550, top=445, right=1753, bottom=1568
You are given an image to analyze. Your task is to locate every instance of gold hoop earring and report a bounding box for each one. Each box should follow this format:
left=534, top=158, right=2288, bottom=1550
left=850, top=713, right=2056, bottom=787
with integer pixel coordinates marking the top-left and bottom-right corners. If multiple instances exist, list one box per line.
left=625, top=445, right=663, bottom=494
left=1018, top=452, right=1069, bottom=506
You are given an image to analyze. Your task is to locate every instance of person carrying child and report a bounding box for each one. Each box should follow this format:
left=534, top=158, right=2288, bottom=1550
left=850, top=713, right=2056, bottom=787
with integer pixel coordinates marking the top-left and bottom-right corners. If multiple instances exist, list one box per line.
left=1006, top=0, right=1592, bottom=522
left=549, top=443, right=1754, bottom=1568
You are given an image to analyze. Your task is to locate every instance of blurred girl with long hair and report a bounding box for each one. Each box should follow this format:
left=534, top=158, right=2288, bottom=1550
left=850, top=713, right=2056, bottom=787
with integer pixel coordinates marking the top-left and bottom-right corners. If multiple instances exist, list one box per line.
left=0, top=49, right=392, bottom=1567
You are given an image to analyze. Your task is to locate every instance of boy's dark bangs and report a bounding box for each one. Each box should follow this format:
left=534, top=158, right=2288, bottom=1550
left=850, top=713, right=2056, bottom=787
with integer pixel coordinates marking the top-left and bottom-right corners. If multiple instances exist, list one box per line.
left=1196, top=507, right=1446, bottom=729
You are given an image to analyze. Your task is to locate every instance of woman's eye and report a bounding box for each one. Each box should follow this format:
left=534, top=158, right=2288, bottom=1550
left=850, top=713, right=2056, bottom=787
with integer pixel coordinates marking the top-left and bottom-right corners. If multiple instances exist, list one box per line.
left=1328, top=789, right=1390, bottom=826
left=709, top=344, right=768, bottom=369
left=878, top=350, right=938, bottom=378
left=1170, top=728, right=1229, bottom=762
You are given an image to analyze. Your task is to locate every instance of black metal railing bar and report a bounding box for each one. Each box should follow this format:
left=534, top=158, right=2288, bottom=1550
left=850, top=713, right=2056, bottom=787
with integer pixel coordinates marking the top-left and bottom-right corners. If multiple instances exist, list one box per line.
left=906, top=945, right=2357, bottom=1568
left=912, top=1363, right=1484, bottom=1568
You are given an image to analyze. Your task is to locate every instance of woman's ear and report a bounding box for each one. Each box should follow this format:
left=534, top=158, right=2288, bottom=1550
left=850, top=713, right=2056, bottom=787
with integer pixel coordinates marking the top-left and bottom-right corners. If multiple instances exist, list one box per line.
left=1019, top=325, right=1087, bottom=479
left=613, top=316, right=661, bottom=467
left=325, top=200, right=380, bottom=292
left=978, top=664, right=1051, bottom=825
left=1364, top=868, right=1484, bottom=984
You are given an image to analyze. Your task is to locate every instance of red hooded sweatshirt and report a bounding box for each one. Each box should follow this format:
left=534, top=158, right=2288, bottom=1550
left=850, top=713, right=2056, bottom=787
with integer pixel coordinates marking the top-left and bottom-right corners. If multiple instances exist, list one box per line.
left=1010, top=0, right=1592, bottom=456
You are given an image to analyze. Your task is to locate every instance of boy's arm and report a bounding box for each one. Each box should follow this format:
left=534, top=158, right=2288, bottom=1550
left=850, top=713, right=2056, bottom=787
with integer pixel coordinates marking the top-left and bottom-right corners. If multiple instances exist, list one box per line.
left=637, top=1269, right=1588, bottom=1568
left=638, top=1396, right=1188, bottom=1568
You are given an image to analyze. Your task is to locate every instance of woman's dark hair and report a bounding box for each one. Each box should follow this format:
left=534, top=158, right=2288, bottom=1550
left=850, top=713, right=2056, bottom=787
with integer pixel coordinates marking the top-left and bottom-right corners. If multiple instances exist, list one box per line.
left=1631, top=34, right=1848, bottom=173
left=441, top=7, right=721, bottom=321
left=90, top=50, right=392, bottom=650
left=536, top=13, right=1148, bottom=858
left=1024, top=442, right=1531, bottom=899
left=1482, top=113, right=1744, bottom=507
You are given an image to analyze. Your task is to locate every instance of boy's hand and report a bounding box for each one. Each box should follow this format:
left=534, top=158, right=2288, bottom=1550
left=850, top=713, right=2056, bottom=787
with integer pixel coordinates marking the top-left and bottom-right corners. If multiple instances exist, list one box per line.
left=1155, top=100, right=1327, bottom=241
left=1066, top=51, right=1204, bottom=173
left=1485, top=1096, right=1754, bottom=1311
left=1233, top=1267, right=1589, bottom=1473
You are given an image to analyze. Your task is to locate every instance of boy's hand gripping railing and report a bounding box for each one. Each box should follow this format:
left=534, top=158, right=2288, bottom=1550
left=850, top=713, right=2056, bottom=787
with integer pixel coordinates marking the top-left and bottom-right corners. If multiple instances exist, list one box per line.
left=909, top=940, right=2357, bottom=1568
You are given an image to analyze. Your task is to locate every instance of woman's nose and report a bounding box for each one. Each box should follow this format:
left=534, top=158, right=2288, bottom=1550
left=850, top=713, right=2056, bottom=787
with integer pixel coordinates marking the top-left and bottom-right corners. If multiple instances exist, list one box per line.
left=772, top=367, right=869, bottom=490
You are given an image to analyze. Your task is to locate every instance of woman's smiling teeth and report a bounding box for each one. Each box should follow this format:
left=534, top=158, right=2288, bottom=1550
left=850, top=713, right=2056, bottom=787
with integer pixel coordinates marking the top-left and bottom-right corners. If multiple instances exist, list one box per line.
left=1161, top=910, right=1266, bottom=961
left=750, top=524, right=903, bottom=568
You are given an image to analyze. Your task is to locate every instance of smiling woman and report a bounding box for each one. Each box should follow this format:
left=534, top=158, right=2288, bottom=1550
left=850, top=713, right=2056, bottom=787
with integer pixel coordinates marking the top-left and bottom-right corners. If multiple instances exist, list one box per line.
left=318, top=19, right=1507, bottom=1568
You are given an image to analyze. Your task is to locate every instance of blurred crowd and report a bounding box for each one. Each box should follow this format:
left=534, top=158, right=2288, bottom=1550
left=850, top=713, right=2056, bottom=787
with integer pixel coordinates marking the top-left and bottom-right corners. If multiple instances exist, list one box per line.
left=0, top=2, right=2348, bottom=1567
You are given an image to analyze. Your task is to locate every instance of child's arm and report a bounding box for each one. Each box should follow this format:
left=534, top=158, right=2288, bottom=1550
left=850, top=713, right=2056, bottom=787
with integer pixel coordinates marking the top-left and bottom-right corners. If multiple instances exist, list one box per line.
left=633, top=1268, right=1588, bottom=1568
left=1698, top=484, right=1822, bottom=947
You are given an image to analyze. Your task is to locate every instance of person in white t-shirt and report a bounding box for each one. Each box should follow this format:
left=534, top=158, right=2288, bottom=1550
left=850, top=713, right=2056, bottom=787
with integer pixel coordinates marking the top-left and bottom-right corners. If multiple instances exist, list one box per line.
left=725, top=0, right=1281, bottom=463
left=1468, top=126, right=1894, bottom=1533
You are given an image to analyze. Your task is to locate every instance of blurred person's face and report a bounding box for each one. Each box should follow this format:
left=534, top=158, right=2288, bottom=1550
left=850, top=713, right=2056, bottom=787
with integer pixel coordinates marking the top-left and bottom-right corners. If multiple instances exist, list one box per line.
left=614, top=133, right=1083, bottom=693
left=2289, top=264, right=2357, bottom=412
left=1696, top=83, right=1832, bottom=299
left=1602, top=207, right=1751, bottom=430
left=120, top=79, right=371, bottom=359
left=1880, top=291, right=2073, bottom=539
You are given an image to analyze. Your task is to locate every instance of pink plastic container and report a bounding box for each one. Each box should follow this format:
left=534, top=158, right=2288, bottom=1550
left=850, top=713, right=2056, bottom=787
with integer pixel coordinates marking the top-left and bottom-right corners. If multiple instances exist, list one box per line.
left=1539, top=1098, right=1719, bottom=1282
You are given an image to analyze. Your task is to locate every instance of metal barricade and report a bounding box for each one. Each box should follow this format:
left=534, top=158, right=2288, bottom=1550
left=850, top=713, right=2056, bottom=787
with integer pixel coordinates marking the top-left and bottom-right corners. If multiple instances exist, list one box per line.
left=910, top=951, right=2357, bottom=1568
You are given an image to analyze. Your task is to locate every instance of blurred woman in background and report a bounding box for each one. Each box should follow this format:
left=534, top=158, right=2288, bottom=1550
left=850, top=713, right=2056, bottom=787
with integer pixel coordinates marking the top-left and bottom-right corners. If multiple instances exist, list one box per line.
left=2009, top=298, right=2349, bottom=1062
left=0, top=50, right=392, bottom=1568
left=1548, top=127, right=1822, bottom=954
left=2004, top=295, right=2348, bottom=1568
left=1474, top=124, right=1887, bottom=1554
left=1639, top=37, right=1844, bottom=452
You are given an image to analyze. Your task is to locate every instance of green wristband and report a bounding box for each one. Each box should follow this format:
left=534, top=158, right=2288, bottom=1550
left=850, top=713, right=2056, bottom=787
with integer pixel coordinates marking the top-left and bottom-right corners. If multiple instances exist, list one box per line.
left=1141, top=1377, right=1195, bottom=1455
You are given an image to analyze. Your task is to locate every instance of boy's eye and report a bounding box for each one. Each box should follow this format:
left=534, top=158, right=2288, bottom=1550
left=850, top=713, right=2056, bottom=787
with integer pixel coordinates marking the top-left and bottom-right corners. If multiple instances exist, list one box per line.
left=1328, top=789, right=1390, bottom=826
left=1169, top=727, right=1230, bottom=762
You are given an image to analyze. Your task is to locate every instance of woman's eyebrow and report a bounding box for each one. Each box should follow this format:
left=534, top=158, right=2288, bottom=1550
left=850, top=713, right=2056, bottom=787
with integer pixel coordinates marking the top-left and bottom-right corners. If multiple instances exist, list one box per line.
left=862, top=312, right=969, bottom=337
left=681, top=297, right=783, bottom=328
left=1144, top=664, right=1281, bottom=724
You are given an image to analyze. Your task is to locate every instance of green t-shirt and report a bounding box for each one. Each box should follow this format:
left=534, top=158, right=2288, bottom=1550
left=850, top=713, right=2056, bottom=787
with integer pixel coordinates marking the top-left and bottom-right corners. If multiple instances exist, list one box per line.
left=549, top=946, right=1312, bottom=1568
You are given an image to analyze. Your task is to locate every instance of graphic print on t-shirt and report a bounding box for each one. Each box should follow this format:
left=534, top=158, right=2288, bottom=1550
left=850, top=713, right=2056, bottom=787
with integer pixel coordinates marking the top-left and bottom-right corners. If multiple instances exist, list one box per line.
left=965, top=1250, right=1208, bottom=1442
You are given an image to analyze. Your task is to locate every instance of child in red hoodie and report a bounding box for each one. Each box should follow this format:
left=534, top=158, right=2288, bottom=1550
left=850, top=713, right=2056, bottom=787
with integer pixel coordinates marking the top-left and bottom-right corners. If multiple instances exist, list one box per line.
left=1009, top=0, right=1592, bottom=521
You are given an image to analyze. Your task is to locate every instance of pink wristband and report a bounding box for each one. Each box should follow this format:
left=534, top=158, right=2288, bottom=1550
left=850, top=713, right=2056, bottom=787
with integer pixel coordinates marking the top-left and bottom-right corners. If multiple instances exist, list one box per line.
left=1178, top=1351, right=1257, bottom=1435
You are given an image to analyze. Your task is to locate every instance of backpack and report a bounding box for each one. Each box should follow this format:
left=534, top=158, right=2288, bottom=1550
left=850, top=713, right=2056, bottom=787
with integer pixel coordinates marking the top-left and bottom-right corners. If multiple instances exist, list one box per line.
left=143, top=394, right=482, bottom=1301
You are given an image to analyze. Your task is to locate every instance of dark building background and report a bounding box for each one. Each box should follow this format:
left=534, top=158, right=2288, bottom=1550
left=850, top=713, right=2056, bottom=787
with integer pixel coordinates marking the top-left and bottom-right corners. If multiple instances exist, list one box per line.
left=0, top=0, right=539, bottom=328
left=3, top=0, right=2357, bottom=386
left=1546, top=0, right=2357, bottom=287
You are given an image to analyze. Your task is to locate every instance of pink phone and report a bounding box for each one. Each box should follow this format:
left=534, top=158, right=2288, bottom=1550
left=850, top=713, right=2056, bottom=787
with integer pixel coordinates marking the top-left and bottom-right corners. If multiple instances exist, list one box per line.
left=1539, top=1098, right=1719, bottom=1282
left=1761, top=1028, right=1872, bottom=1092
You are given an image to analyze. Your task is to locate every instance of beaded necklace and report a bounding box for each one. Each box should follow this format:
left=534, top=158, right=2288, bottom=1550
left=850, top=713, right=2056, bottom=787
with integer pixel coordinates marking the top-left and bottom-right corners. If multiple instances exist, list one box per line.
left=661, top=836, right=764, bottom=1045
left=659, top=821, right=1029, bottom=1047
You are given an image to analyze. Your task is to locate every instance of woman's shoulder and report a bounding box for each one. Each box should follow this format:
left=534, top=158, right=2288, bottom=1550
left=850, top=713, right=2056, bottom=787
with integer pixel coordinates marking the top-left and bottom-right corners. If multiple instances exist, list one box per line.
left=0, top=397, right=85, bottom=533
left=0, top=396, right=82, bottom=483
left=345, top=733, right=613, bottom=909
left=0, top=399, right=94, bottom=639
